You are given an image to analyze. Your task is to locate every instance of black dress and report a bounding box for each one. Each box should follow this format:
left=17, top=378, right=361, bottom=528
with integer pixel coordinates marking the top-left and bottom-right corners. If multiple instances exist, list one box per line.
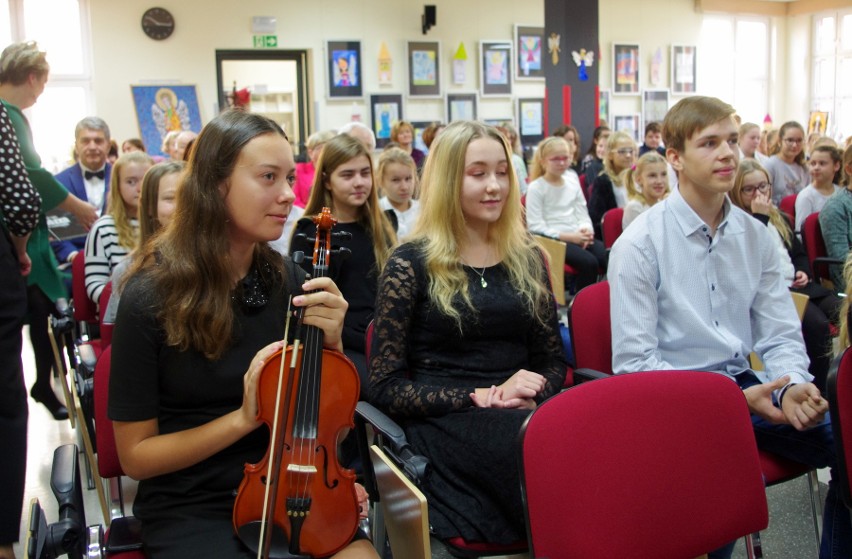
left=368, top=242, right=567, bottom=544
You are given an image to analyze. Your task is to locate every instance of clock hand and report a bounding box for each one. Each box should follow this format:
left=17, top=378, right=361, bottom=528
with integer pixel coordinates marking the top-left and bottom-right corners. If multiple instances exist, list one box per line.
left=143, top=15, right=171, bottom=26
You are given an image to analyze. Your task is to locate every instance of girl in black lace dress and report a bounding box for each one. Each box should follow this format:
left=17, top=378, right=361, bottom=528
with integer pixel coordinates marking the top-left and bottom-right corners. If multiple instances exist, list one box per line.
left=368, top=121, right=567, bottom=544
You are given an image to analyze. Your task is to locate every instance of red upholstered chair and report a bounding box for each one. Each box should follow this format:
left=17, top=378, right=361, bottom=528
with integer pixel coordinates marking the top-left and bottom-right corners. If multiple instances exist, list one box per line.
left=578, top=173, right=589, bottom=201
left=779, top=193, right=797, bottom=230
left=98, top=281, right=114, bottom=348
left=519, top=370, right=769, bottom=559
left=828, top=345, right=852, bottom=509
left=601, top=207, right=624, bottom=249
left=801, top=212, right=844, bottom=289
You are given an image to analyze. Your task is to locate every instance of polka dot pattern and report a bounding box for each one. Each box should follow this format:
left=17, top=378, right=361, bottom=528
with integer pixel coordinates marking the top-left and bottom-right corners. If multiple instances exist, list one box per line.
left=0, top=103, right=40, bottom=236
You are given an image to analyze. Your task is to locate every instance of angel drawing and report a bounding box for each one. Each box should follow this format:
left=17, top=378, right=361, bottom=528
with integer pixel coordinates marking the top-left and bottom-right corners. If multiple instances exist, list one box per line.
left=572, top=49, right=595, bottom=81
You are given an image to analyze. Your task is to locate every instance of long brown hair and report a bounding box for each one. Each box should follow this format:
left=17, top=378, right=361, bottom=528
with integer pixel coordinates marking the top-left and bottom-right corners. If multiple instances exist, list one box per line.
left=302, top=134, right=397, bottom=271
left=131, top=110, right=289, bottom=360
left=138, top=160, right=184, bottom=245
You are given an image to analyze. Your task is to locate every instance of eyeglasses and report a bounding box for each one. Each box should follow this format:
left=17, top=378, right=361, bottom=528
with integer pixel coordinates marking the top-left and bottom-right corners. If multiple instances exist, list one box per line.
left=548, top=156, right=570, bottom=163
left=615, top=148, right=636, bottom=156
left=741, top=182, right=771, bottom=195
left=783, top=138, right=804, bottom=145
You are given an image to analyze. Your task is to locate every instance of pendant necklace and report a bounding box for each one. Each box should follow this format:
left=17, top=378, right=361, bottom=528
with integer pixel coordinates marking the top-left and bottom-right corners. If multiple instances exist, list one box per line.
left=462, top=249, right=490, bottom=288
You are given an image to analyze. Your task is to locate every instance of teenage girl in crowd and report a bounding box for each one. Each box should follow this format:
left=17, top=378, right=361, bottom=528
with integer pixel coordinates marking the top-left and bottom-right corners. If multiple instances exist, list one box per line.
left=390, top=120, right=425, bottom=171
left=525, top=136, right=605, bottom=292
left=588, top=131, right=636, bottom=239
left=819, top=145, right=852, bottom=291
left=795, top=145, right=842, bottom=232
left=369, top=120, right=567, bottom=545
left=293, top=130, right=335, bottom=208
left=621, top=151, right=669, bottom=230
left=731, top=159, right=841, bottom=391
left=109, top=110, right=375, bottom=559
left=580, top=125, right=610, bottom=188
left=84, top=151, right=153, bottom=303
left=552, top=124, right=582, bottom=173
left=102, top=160, right=184, bottom=323
left=765, top=121, right=809, bottom=205
left=291, top=133, right=397, bottom=396
left=738, top=122, right=768, bottom=164
left=377, top=147, right=420, bottom=240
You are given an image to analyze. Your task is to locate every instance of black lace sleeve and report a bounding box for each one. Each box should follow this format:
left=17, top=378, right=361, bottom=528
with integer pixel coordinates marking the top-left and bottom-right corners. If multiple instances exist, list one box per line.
left=368, top=244, right=476, bottom=417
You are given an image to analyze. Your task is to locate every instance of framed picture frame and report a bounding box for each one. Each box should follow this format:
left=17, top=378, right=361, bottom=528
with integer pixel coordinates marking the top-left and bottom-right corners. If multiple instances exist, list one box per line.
left=326, top=40, right=363, bottom=99
left=407, top=41, right=441, bottom=97
left=447, top=93, right=478, bottom=122
left=369, top=93, right=404, bottom=149
left=480, top=40, right=513, bottom=96
left=671, top=45, right=697, bottom=95
left=642, top=89, right=670, bottom=127
left=598, top=89, right=611, bottom=127
left=130, top=84, right=203, bottom=158
left=613, top=43, right=640, bottom=95
left=514, top=25, right=544, bottom=80
left=808, top=111, right=829, bottom=136
left=613, top=114, right=642, bottom=143
left=517, top=97, right=545, bottom=151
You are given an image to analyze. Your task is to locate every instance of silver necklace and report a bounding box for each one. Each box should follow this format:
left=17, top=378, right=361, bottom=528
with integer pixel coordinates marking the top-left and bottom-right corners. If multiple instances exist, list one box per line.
left=462, top=251, right=490, bottom=288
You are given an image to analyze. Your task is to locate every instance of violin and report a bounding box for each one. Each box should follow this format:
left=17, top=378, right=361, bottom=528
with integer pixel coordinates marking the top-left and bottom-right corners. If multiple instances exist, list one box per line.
left=233, top=208, right=361, bottom=558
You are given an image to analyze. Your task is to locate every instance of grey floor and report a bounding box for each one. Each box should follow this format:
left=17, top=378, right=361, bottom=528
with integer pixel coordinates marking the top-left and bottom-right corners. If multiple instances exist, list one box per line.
left=13, top=326, right=831, bottom=558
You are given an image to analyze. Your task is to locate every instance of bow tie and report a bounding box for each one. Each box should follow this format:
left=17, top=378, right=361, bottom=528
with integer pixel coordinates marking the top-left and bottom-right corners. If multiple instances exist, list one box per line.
left=85, top=169, right=105, bottom=180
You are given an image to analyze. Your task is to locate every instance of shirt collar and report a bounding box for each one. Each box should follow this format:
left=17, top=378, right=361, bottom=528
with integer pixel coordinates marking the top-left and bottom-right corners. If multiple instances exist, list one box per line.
left=667, top=186, right=740, bottom=238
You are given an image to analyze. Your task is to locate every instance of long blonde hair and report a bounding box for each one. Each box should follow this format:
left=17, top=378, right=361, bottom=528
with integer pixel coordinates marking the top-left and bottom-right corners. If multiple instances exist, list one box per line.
left=624, top=152, right=668, bottom=205
left=107, top=151, right=153, bottom=250
left=529, top=137, right=570, bottom=182
left=375, top=147, right=418, bottom=199
left=730, top=160, right=792, bottom=246
left=303, top=134, right=397, bottom=271
left=408, top=121, right=550, bottom=330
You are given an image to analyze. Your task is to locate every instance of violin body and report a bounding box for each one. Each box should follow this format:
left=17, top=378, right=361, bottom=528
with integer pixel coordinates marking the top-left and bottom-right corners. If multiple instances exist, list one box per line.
left=233, top=343, right=360, bottom=558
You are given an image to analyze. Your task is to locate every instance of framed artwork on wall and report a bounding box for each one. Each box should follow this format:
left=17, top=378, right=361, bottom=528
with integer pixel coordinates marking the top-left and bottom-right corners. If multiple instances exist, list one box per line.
left=447, top=93, right=478, bottom=122
left=514, top=25, right=544, bottom=80
left=370, top=93, right=403, bottom=149
left=808, top=111, right=829, bottom=136
left=642, top=89, right=670, bottom=126
left=517, top=97, right=545, bottom=153
left=480, top=40, right=513, bottom=96
left=131, top=84, right=202, bottom=158
left=410, top=120, right=433, bottom=153
left=407, top=41, right=441, bottom=97
left=612, top=43, right=640, bottom=95
left=599, top=89, right=611, bottom=127
left=671, top=45, right=697, bottom=95
left=326, top=40, right=363, bottom=99
left=613, top=113, right=642, bottom=142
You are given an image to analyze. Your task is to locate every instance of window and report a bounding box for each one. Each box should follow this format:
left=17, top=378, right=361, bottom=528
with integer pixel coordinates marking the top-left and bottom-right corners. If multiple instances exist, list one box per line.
left=812, top=9, right=852, bottom=141
left=698, top=15, right=769, bottom=126
left=1, top=0, right=92, bottom=173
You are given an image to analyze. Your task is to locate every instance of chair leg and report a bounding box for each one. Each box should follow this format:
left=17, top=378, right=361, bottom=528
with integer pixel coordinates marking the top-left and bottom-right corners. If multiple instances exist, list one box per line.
left=744, top=532, right=764, bottom=559
left=47, top=319, right=76, bottom=429
left=71, top=375, right=110, bottom=525
left=806, top=469, right=823, bottom=555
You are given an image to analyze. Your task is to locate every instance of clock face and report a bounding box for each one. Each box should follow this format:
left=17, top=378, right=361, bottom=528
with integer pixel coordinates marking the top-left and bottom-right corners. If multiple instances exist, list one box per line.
left=141, top=7, right=175, bottom=40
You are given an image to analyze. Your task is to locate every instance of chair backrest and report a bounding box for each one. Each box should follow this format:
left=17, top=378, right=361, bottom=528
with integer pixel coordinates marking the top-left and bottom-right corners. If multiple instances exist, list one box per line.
left=72, top=253, right=98, bottom=323
left=532, top=235, right=567, bottom=306
left=601, top=207, right=624, bottom=249
left=779, top=193, right=797, bottom=229
left=828, top=346, right=852, bottom=508
left=519, top=370, right=768, bottom=559
left=568, top=281, right=611, bottom=374
left=98, top=282, right=114, bottom=348
left=802, top=212, right=827, bottom=264
left=93, top=345, right=123, bottom=479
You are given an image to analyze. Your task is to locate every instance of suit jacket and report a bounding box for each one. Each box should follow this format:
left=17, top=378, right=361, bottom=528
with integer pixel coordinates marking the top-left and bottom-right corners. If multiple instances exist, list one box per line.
left=52, top=162, right=112, bottom=262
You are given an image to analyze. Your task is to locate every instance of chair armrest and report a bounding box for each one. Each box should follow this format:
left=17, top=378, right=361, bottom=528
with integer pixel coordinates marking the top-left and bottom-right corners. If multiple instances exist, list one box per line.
left=355, top=401, right=430, bottom=483
left=573, top=368, right=611, bottom=384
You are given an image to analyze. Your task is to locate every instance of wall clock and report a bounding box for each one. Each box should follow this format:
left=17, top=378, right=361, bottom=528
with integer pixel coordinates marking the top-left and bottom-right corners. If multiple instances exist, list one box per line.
left=141, top=7, right=175, bottom=40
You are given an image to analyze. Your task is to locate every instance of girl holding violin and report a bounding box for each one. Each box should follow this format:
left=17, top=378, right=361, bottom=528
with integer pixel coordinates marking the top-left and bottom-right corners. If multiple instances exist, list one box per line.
left=108, top=110, right=377, bottom=559
left=368, top=121, right=567, bottom=544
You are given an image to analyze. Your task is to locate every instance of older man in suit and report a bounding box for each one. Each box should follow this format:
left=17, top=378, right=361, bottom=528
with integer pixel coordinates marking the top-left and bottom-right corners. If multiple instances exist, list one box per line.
left=52, top=116, right=112, bottom=263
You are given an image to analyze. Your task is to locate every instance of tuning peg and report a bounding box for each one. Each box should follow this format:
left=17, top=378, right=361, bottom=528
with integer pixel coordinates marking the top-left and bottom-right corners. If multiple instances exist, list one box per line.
left=292, top=251, right=305, bottom=264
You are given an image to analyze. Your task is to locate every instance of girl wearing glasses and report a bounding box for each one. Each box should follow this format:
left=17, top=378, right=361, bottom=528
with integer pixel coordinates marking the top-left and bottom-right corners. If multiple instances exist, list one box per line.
left=588, top=131, right=636, bottom=239
left=764, top=121, right=809, bottom=205
left=526, top=137, right=606, bottom=291
left=731, top=160, right=840, bottom=392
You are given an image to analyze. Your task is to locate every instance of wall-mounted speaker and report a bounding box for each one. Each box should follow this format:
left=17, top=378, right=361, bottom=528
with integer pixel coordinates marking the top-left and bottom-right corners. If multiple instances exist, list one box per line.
left=422, top=5, right=436, bottom=34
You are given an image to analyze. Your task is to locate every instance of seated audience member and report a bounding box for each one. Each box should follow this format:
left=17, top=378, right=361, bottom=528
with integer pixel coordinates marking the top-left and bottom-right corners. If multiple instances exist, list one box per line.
left=621, top=151, right=669, bottom=229
left=53, top=116, right=113, bottom=264
left=84, top=151, right=153, bottom=303
left=609, top=95, right=850, bottom=559
left=580, top=125, right=610, bottom=187
left=553, top=124, right=582, bottom=173
left=293, top=129, right=335, bottom=208
left=102, top=160, right=184, bottom=324
left=765, top=121, right=809, bottom=205
left=122, top=137, right=146, bottom=153
left=795, top=145, right=842, bottom=232
left=390, top=120, right=425, bottom=171
left=588, top=131, right=636, bottom=239
left=498, top=124, right=529, bottom=192
left=290, top=133, right=397, bottom=396
left=173, top=130, right=197, bottom=161
left=108, top=109, right=376, bottom=559
left=376, top=147, right=420, bottom=240
left=637, top=121, right=665, bottom=157
left=818, top=145, right=852, bottom=290
left=421, top=122, right=445, bottom=153
left=160, top=130, right=179, bottom=160
left=738, top=122, right=768, bottom=164
left=731, top=159, right=841, bottom=391
left=339, top=121, right=377, bottom=153
left=526, top=136, right=605, bottom=291
left=369, top=121, right=567, bottom=545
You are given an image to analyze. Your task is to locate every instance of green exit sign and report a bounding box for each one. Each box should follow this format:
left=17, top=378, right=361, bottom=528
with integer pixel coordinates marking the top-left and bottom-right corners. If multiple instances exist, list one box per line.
left=253, top=35, right=278, bottom=48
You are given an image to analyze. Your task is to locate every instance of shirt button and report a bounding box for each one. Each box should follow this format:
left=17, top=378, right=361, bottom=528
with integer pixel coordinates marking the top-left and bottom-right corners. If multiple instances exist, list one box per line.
left=711, top=284, right=715, bottom=290
left=702, top=227, right=707, bottom=232
left=715, top=321, right=719, bottom=326
left=735, top=353, right=739, bottom=358
left=709, top=248, right=713, bottom=253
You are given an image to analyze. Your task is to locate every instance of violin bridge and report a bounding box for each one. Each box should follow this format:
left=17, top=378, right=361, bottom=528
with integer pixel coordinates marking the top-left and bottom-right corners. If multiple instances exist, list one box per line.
left=286, top=464, right=318, bottom=474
